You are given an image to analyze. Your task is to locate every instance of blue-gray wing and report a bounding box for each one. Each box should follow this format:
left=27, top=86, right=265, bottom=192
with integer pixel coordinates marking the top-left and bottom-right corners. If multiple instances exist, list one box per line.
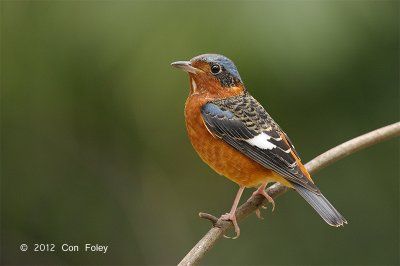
left=201, top=93, right=319, bottom=193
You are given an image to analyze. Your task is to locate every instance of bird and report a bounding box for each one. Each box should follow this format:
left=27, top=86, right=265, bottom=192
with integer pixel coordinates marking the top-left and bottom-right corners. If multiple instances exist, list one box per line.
left=171, top=54, right=347, bottom=238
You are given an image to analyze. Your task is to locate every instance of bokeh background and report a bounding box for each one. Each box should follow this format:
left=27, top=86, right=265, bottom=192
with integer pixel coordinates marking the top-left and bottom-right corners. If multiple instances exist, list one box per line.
left=1, top=1, right=399, bottom=265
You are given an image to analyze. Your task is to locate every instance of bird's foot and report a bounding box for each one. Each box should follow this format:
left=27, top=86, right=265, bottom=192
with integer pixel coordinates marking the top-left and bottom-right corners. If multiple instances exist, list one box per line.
left=220, top=212, right=240, bottom=239
left=254, top=205, right=268, bottom=220
left=252, top=187, right=275, bottom=212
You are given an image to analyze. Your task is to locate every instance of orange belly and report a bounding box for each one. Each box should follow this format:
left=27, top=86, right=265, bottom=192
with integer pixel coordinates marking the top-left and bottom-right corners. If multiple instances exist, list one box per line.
left=185, top=96, right=290, bottom=188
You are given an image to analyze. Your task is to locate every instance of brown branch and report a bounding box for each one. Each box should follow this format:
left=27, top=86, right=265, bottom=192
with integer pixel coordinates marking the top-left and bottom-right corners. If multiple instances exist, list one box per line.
left=178, top=122, right=400, bottom=266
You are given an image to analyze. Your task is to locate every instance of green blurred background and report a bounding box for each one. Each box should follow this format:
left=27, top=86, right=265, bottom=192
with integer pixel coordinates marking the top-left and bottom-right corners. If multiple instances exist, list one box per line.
left=1, top=0, right=398, bottom=265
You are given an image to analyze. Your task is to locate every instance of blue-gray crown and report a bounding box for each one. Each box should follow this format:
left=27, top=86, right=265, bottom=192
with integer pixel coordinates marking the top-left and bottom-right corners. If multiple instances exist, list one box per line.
left=191, top=54, right=243, bottom=87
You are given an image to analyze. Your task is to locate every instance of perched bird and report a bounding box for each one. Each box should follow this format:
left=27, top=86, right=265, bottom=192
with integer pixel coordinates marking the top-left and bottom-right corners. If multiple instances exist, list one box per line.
left=171, top=54, right=347, bottom=238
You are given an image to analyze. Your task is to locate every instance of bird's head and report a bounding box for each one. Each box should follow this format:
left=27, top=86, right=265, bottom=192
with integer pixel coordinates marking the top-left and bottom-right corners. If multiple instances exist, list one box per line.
left=171, top=54, right=245, bottom=98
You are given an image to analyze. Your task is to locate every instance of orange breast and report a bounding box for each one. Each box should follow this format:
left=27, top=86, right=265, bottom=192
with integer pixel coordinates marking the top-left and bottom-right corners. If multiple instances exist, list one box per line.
left=185, top=95, right=276, bottom=188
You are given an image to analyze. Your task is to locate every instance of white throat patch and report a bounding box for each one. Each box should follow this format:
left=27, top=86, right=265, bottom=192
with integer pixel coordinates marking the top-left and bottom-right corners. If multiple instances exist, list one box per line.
left=191, top=79, right=197, bottom=92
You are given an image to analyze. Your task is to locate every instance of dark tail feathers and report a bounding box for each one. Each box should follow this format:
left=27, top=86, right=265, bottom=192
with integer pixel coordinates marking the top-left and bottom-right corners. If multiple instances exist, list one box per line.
left=292, top=183, right=347, bottom=227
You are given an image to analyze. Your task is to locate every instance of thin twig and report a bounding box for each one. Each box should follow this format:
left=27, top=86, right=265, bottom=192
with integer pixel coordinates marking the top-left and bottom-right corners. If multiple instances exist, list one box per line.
left=178, top=122, right=400, bottom=266
left=198, top=213, right=219, bottom=225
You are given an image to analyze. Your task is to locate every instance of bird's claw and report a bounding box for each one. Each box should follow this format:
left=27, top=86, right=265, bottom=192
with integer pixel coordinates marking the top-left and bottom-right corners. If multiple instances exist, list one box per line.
left=269, top=199, right=275, bottom=212
left=252, top=187, right=276, bottom=212
left=255, top=208, right=264, bottom=220
left=255, top=203, right=270, bottom=219
left=220, top=213, right=240, bottom=239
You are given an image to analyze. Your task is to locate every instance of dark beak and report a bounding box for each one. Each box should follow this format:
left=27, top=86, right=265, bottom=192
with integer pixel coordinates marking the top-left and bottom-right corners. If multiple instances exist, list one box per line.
left=171, top=61, right=200, bottom=74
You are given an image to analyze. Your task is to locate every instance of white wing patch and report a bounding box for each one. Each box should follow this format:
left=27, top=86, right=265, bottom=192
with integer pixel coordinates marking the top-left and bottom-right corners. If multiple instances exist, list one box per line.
left=246, top=133, right=276, bottom=150
left=246, top=132, right=291, bottom=153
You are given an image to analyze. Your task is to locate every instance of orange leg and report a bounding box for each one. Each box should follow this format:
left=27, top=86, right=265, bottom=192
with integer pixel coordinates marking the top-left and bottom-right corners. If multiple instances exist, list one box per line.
left=220, top=186, right=245, bottom=239
left=252, top=182, right=275, bottom=219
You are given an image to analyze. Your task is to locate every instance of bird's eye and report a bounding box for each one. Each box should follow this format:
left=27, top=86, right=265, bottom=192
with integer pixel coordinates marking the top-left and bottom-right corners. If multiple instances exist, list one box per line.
left=210, top=64, right=221, bottom=74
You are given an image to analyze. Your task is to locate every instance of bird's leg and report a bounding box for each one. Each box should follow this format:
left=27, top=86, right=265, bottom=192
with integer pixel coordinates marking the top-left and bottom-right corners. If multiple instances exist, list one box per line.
left=220, top=186, right=245, bottom=239
left=251, top=182, right=275, bottom=219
